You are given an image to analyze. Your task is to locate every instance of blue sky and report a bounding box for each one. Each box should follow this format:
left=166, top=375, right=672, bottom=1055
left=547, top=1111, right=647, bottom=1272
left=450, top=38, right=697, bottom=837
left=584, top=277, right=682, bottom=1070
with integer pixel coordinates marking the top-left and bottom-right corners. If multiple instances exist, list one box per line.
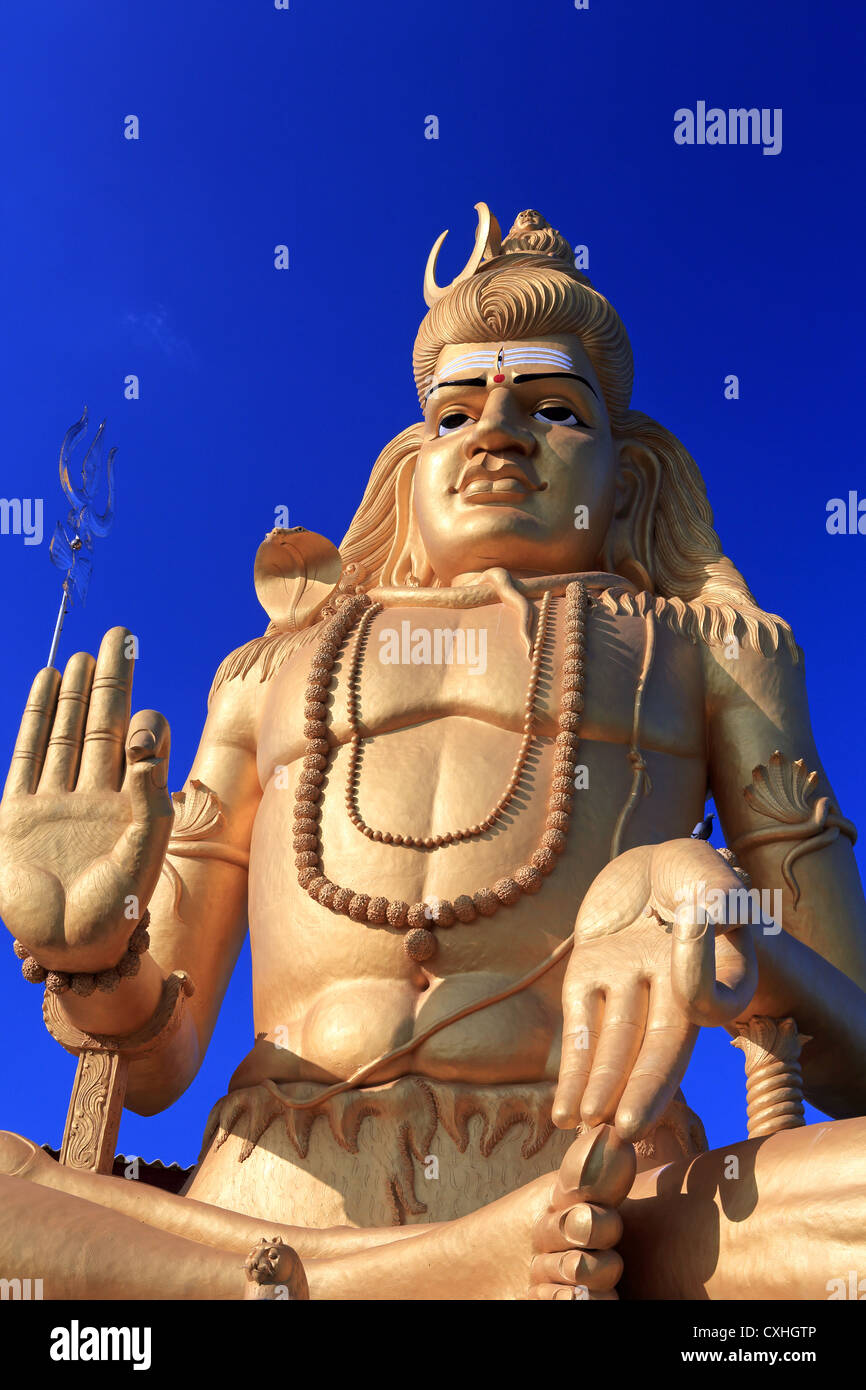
left=1, top=0, right=863, bottom=1166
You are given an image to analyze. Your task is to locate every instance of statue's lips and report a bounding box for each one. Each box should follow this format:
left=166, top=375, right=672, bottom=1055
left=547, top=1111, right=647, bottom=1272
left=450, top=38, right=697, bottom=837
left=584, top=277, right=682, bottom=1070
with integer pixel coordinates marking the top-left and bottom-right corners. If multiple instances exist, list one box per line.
left=460, top=477, right=532, bottom=504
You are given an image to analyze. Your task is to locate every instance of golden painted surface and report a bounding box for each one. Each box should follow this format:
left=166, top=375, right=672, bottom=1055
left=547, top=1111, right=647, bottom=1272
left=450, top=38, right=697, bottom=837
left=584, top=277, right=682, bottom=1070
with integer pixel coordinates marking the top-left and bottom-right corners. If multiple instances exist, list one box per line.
left=1, top=205, right=865, bottom=1299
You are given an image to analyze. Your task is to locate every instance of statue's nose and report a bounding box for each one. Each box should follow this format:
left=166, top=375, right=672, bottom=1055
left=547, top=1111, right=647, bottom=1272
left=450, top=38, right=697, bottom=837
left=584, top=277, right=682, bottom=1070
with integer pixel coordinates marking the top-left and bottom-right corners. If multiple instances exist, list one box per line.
left=465, top=393, right=534, bottom=458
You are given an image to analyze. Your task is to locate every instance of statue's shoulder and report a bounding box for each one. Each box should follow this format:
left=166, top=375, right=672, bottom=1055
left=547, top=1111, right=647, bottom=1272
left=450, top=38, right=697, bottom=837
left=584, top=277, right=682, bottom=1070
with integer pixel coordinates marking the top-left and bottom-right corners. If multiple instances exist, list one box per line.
left=593, top=584, right=696, bottom=644
left=597, top=583, right=800, bottom=659
left=689, top=595, right=804, bottom=722
left=208, top=624, right=321, bottom=707
left=596, top=583, right=804, bottom=720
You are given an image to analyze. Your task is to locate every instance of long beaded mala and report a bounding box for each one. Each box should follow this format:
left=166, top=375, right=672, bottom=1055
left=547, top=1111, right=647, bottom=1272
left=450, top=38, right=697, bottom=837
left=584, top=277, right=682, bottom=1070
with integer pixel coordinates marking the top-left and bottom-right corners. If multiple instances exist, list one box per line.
left=294, top=580, right=588, bottom=962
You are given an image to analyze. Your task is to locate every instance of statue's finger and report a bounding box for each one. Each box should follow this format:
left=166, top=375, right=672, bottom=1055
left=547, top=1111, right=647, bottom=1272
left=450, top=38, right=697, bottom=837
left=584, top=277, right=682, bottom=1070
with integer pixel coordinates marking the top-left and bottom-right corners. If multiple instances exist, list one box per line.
left=122, top=710, right=171, bottom=788
left=38, top=652, right=95, bottom=793
left=715, top=927, right=760, bottom=994
left=671, top=908, right=757, bottom=1027
left=579, top=981, right=648, bottom=1129
left=109, top=713, right=173, bottom=889
left=2, top=667, right=60, bottom=797
left=614, top=990, right=695, bottom=1141
left=121, top=711, right=172, bottom=824
left=552, top=989, right=603, bottom=1129
left=76, top=627, right=134, bottom=793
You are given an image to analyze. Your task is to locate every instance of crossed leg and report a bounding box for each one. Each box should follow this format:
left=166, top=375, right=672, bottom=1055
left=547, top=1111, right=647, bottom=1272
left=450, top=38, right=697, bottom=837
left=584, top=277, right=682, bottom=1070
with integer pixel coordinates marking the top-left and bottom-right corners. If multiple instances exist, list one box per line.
left=0, top=1125, right=631, bottom=1300
left=618, top=1116, right=866, bottom=1300
left=4, top=1119, right=862, bottom=1299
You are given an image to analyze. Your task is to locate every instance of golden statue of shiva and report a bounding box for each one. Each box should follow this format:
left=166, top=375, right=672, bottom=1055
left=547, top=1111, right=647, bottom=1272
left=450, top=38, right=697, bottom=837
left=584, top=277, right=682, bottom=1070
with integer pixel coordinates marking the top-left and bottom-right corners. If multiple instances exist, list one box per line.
left=1, top=205, right=864, bottom=1300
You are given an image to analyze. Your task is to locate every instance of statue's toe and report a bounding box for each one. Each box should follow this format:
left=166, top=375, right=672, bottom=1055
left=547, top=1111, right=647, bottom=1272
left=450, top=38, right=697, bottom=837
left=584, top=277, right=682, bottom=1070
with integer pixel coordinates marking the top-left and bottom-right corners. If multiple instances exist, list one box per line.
left=530, top=1246, right=623, bottom=1293
left=555, top=1123, right=637, bottom=1208
left=527, top=1125, right=635, bottom=1300
left=533, top=1198, right=623, bottom=1254
left=530, top=1282, right=618, bottom=1301
left=0, top=1130, right=42, bottom=1178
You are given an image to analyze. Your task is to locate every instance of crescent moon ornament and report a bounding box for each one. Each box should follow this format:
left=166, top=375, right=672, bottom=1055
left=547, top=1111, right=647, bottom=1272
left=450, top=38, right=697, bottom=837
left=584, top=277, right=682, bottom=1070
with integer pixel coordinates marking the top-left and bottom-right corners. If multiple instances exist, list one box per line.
left=423, top=201, right=503, bottom=308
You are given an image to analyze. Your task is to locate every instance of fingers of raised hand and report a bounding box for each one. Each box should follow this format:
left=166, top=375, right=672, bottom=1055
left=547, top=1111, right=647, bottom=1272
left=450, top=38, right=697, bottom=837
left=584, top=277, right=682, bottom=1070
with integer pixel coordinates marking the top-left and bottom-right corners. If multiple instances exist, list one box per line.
left=5, top=629, right=137, bottom=800
left=38, top=652, right=96, bottom=792
left=3, top=667, right=61, bottom=798
left=76, top=627, right=135, bottom=793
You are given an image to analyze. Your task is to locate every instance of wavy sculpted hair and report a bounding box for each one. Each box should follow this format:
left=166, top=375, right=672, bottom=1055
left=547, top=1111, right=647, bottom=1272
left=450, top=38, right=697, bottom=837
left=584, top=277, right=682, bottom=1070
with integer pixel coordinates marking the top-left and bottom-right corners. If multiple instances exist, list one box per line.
left=337, top=252, right=797, bottom=660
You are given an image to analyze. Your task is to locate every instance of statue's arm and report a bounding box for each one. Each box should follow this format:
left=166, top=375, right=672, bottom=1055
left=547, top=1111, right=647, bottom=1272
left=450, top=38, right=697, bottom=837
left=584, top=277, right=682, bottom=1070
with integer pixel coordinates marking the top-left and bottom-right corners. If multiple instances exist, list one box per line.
left=136, top=671, right=262, bottom=1112
left=60, top=670, right=262, bottom=1115
left=704, top=636, right=866, bottom=1116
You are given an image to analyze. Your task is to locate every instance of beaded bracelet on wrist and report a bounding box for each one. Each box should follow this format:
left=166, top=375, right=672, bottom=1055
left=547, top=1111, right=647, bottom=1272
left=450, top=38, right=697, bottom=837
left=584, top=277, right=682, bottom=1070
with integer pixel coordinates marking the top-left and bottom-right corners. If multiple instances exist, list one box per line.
left=294, top=581, right=588, bottom=962
left=13, top=910, right=152, bottom=996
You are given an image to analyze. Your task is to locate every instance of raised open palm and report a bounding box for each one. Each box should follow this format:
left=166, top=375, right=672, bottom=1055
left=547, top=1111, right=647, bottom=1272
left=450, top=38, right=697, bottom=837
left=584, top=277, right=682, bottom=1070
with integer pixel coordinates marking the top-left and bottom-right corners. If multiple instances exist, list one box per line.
left=0, top=627, right=173, bottom=973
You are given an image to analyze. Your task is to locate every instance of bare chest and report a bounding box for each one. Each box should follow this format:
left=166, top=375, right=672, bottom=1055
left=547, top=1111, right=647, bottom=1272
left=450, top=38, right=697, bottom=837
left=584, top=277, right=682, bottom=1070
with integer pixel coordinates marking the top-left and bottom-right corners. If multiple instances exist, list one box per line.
left=257, top=597, right=705, bottom=780
left=245, top=598, right=709, bottom=1084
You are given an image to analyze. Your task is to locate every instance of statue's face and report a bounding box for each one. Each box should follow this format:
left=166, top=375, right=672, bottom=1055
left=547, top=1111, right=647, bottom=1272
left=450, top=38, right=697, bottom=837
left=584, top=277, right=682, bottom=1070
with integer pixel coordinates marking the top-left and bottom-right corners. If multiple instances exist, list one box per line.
left=414, top=335, right=619, bottom=583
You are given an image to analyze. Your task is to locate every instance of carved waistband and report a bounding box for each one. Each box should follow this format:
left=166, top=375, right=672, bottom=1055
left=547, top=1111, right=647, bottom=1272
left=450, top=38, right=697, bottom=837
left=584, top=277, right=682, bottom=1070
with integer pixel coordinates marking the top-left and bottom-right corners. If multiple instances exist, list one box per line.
left=198, top=1075, right=707, bottom=1223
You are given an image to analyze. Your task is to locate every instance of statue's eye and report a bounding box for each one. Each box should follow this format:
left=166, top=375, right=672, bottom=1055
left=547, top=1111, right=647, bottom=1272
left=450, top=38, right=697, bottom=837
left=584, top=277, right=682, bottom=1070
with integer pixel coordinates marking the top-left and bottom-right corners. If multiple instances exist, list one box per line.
left=438, top=411, right=474, bottom=436
left=533, top=404, right=587, bottom=428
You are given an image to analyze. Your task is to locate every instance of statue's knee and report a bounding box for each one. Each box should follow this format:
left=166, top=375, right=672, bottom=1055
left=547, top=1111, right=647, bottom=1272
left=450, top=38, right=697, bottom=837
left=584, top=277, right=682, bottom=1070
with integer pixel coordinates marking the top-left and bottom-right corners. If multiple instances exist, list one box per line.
left=0, top=1131, right=43, bottom=1178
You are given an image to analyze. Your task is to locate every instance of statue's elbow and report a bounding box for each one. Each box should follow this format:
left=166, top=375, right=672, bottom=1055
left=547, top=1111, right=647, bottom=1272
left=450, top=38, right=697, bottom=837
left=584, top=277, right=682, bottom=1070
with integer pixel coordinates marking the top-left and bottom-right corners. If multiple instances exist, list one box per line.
left=123, top=1014, right=202, bottom=1116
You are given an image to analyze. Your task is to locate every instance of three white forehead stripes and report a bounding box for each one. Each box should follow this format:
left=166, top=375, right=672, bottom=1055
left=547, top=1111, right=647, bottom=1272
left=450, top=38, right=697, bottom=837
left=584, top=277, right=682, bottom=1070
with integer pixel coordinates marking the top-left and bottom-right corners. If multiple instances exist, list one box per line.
left=433, top=347, right=576, bottom=383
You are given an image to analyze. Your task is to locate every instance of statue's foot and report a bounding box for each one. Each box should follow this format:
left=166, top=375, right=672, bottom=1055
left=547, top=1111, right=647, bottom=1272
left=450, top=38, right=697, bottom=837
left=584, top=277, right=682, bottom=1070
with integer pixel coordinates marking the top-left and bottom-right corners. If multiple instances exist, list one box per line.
left=307, top=1123, right=636, bottom=1300
left=527, top=1123, right=636, bottom=1300
left=0, top=1124, right=635, bottom=1300
left=0, top=1130, right=42, bottom=1177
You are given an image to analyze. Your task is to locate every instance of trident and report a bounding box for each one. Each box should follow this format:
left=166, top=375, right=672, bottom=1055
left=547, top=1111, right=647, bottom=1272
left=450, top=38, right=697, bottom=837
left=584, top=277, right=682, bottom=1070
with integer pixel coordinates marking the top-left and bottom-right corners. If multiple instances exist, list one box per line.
left=47, top=407, right=118, bottom=668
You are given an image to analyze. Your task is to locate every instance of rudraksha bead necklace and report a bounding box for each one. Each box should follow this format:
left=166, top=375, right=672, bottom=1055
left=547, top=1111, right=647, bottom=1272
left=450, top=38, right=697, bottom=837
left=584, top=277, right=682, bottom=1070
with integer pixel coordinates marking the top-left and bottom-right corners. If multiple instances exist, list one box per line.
left=345, top=589, right=552, bottom=847
left=294, top=581, right=588, bottom=962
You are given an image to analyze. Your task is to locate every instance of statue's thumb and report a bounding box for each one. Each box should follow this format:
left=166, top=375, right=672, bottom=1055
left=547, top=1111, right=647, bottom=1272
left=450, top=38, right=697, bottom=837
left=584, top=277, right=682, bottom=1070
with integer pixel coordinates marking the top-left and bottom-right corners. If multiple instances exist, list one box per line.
left=671, top=902, right=757, bottom=1027
left=123, top=711, right=172, bottom=828
left=109, top=714, right=173, bottom=885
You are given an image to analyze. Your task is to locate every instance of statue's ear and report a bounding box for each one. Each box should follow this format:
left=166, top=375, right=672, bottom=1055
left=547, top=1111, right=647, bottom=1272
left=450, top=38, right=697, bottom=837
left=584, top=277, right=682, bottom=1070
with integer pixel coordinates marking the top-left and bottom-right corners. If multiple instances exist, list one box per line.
left=254, top=527, right=343, bottom=628
left=599, top=439, right=662, bottom=591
